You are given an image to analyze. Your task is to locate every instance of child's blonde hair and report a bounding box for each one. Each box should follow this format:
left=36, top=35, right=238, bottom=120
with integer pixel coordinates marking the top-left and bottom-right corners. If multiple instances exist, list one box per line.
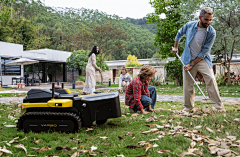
left=138, top=65, right=157, bottom=81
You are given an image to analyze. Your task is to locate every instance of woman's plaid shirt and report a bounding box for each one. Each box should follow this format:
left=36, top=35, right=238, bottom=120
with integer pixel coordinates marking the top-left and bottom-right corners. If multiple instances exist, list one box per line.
left=125, top=77, right=150, bottom=109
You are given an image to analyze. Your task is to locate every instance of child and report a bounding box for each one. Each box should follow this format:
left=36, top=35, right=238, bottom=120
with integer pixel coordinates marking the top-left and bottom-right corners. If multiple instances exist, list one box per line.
left=118, top=67, right=132, bottom=93
left=125, top=65, right=157, bottom=114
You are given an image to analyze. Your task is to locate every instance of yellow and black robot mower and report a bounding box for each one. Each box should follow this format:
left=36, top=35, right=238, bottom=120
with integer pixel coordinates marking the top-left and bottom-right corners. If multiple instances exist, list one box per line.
left=17, top=83, right=121, bottom=132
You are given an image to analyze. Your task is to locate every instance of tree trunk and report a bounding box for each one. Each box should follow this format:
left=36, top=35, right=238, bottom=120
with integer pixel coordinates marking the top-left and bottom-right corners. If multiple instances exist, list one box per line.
left=227, top=64, right=231, bottom=87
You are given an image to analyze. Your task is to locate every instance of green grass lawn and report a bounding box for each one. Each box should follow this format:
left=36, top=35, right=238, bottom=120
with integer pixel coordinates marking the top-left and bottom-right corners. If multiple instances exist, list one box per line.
left=0, top=84, right=239, bottom=98
left=0, top=101, right=239, bottom=156
left=70, top=84, right=240, bottom=98
left=155, top=84, right=240, bottom=97
left=0, top=87, right=12, bottom=91
left=0, top=93, right=27, bottom=97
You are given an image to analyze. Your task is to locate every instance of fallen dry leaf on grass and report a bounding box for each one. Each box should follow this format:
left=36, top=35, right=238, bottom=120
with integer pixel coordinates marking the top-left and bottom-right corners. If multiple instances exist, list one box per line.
left=206, top=127, right=215, bottom=133
left=79, top=150, right=88, bottom=153
left=217, top=149, right=231, bottom=156
left=100, top=136, right=108, bottom=140
left=150, top=128, right=159, bottom=133
left=144, top=146, right=151, bottom=152
left=90, top=146, right=97, bottom=152
left=122, top=115, right=126, bottom=118
left=14, top=144, right=27, bottom=154
left=145, top=124, right=156, bottom=127
left=207, top=139, right=220, bottom=146
left=227, top=136, right=236, bottom=141
left=30, top=147, right=40, bottom=151
left=194, top=126, right=202, bottom=129
left=35, top=139, right=42, bottom=144
left=156, top=125, right=164, bottom=129
left=19, top=136, right=28, bottom=142
left=86, top=128, right=93, bottom=131
left=145, top=116, right=157, bottom=122
left=149, top=139, right=159, bottom=142
left=178, top=152, right=196, bottom=157
left=4, top=125, right=16, bottom=127
left=71, top=152, right=79, bottom=157
left=234, top=118, right=240, bottom=122
left=8, top=114, right=16, bottom=120
left=56, top=146, right=63, bottom=150
left=0, top=147, right=12, bottom=155
left=191, top=142, right=196, bottom=148
left=10, top=137, right=19, bottom=143
left=40, top=146, right=51, bottom=151
left=221, top=139, right=229, bottom=149
left=160, top=150, right=171, bottom=153
left=118, top=136, right=123, bottom=140
left=131, top=113, right=139, bottom=117
left=135, top=155, right=150, bottom=157
left=153, top=144, right=158, bottom=148
left=192, top=115, right=202, bottom=118
left=138, top=141, right=149, bottom=146
left=209, top=146, right=219, bottom=154
left=125, top=145, right=141, bottom=149
left=125, top=131, right=134, bottom=136
left=142, top=130, right=151, bottom=134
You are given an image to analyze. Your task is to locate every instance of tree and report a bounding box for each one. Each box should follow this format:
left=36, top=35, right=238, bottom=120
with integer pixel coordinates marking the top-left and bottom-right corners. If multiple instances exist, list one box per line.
left=0, top=0, right=13, bottom=21
left=165, top=59, right=183, bottom=86
left=91, top=22, right=128, bottom=83
left=146, top=0, right=202, bottom=58
left=67, top=50, right=89, bottom=72
left=125, top=55, right=142, bottom=67
left=204, top=0, right=240, bottom=87
left=66, top=49, right=109, bottom=76
left=0, top=6, right=49, bottom=50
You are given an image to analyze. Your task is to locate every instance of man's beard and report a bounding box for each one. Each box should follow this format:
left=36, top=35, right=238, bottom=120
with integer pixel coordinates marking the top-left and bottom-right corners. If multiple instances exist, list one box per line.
left=201, top=20, right=209, bottom=28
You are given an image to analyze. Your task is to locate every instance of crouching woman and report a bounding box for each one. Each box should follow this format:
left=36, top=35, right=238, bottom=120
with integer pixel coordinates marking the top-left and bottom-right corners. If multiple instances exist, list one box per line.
left=118, top=67, right=132, bottom=93
left=125, top=65, right=157, bottom=114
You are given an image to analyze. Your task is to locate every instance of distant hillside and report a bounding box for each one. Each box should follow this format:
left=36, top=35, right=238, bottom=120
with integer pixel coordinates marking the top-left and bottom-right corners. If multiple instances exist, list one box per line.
left=125, top=17, right=158, bottom=34
left=0, top=0, right=158, bottom=60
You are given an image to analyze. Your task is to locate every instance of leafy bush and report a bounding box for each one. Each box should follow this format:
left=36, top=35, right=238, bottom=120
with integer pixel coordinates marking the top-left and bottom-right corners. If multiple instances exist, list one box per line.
left=165, top=59, right=183, bottom=86
left=216, top=72, right=240, bottom=85
left=149, top=75, right=163, bottom=86
left=125, top=55, right=142, bottom=67
left=77, top=75, right=86, bottom=82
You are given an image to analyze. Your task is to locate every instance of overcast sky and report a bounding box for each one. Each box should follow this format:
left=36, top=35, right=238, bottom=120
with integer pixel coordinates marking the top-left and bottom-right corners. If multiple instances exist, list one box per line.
left=42, top=0, right=155, bottom=19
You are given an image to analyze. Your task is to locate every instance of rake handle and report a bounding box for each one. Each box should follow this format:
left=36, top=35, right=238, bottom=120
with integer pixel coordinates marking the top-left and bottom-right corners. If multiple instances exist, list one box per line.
left=175, top=53, right=207, bottom=100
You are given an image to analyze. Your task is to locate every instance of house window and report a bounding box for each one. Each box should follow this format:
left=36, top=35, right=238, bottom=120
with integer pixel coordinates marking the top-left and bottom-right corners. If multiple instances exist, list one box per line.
left=1, top=59, right=21, bottom=75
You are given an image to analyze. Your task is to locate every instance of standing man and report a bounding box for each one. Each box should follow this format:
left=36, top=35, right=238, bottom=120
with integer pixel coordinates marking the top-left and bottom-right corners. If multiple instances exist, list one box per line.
left=172, top=7, right=225, bottom=112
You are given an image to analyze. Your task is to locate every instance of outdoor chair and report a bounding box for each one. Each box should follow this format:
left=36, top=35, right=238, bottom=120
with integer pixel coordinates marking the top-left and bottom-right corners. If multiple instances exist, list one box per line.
left=12, top=77, right=17, bottom=85
left=20, top=77, right=25, bottom=83
left=34, top=76, right=41, bottom=86
left=27, top=77, right=33, bottom=86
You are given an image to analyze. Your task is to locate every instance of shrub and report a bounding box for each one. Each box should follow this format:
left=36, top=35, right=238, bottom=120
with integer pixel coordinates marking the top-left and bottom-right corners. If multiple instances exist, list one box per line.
left=216, top=72, right=240, bottom=85
left=165, top=59, right=183, bottom=86
left=125, top=55, right=142, bottom=67
left=149, top=75, right=162, bottom=86
left=77, top=75, right=86, bottom=82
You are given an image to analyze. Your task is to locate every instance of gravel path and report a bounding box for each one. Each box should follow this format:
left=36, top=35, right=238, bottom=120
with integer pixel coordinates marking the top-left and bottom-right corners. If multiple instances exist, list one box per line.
left=1, top=94, right=239, bottom=105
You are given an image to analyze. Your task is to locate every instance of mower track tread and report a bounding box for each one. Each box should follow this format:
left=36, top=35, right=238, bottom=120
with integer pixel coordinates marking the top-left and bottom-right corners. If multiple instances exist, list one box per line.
left=17, top=111, right=82, bottom=132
